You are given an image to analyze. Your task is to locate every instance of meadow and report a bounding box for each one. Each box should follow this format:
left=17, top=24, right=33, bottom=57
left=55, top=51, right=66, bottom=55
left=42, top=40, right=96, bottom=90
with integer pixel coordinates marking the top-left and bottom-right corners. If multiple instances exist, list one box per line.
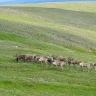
left=0, top=2, right=96, bottom=96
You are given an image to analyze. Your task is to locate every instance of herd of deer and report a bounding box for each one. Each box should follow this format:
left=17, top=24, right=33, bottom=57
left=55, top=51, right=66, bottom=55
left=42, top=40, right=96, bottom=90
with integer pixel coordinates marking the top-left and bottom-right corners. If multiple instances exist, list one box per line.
left=15, top=53, right=96, bottom=71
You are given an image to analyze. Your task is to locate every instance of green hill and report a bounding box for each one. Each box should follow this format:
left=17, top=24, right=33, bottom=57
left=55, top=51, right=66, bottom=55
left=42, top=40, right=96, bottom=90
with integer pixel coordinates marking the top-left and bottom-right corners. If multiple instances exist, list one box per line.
left=0, top=2, right=96, bottom=96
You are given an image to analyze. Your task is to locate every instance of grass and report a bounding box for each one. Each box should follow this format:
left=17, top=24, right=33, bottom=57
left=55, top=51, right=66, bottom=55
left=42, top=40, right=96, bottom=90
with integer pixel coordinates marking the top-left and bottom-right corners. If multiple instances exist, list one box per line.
left=0, top=62, right=96, bottom=96
left=0, top=2, right=96, bottom=96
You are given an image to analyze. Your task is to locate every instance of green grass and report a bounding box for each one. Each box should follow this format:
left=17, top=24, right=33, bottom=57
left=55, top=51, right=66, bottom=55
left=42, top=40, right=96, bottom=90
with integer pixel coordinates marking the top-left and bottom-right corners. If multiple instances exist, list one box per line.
left=0, top=62, right=96, bottom=96
left=0, top=2, right=96, bottom=96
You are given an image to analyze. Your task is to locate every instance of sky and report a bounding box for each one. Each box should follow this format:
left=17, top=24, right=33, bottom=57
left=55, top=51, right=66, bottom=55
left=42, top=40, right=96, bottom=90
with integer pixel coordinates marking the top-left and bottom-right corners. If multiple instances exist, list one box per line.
left=0, top=0, right=96, bottom=5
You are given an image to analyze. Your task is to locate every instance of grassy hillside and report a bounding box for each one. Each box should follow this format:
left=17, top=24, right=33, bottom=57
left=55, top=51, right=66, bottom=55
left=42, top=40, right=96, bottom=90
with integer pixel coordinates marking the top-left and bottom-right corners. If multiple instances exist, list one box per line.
left=0, top=2, right=96, bottom=96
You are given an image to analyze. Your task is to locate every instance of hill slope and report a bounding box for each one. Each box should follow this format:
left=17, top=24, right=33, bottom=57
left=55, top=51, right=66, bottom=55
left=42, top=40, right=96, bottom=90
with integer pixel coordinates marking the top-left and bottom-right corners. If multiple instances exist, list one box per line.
left=0, top=2, right=96, bottom=96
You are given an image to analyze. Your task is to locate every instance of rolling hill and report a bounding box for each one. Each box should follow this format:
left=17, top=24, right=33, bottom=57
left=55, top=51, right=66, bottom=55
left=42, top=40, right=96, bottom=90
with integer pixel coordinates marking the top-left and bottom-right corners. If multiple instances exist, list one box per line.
left=0, top=2, right=96, bottom=96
